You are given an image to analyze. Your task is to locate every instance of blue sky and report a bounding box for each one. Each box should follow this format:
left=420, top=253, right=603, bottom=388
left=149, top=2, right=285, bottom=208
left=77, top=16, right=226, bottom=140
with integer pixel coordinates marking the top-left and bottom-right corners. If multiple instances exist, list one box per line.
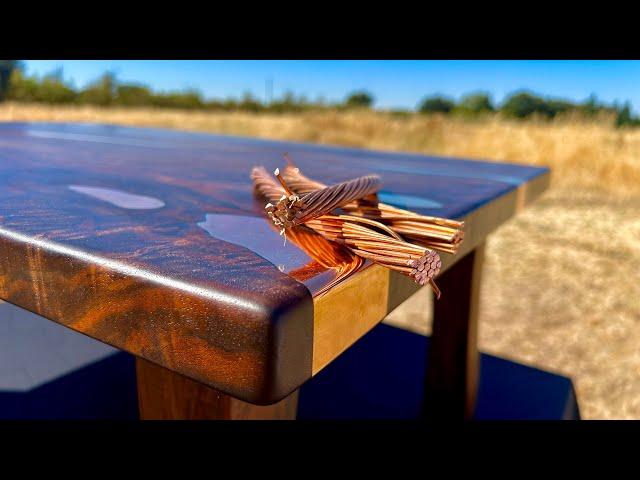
left=22, top=60, right=640, bottom=112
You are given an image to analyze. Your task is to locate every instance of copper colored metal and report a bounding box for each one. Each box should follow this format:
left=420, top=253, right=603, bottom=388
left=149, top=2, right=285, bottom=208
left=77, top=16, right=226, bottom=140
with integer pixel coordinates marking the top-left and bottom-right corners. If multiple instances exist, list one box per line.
left=266, top=167, right=382, bottom=231
left=280, top=156, right=465, bottom=255
left=251, top=166, right=442, bottom=294
left=285, top=225, right=364, bottom=296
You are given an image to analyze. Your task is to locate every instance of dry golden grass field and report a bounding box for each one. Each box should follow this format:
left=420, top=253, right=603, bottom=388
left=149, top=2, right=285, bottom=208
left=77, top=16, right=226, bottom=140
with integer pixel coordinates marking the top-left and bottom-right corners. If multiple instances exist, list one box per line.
left=2, top=103, right=639, bottom=419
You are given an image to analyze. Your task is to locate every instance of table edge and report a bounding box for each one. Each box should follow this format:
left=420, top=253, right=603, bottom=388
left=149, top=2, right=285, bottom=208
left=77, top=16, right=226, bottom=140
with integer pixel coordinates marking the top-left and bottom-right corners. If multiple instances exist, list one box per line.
left=311, top=169, right=551, bottom=375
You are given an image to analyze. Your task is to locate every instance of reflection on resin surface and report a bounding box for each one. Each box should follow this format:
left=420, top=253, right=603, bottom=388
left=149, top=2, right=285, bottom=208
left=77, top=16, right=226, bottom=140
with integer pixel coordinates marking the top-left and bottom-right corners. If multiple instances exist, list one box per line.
left=371, top=162, right=524, bottom=185
left=377, top=191, right=443, bottom=210
left=28, top=129, right=172, bottom=149
left=285, top=226, right=364, bottom=295
left=197, top=214, right=362, bottom=295
left=68, top=185, right=165, bottom=209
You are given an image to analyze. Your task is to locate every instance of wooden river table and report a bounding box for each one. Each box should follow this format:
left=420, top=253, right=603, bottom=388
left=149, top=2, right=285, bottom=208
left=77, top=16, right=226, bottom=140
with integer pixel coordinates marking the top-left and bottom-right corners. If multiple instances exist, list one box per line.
left=0, top=122, right=549, bottom=419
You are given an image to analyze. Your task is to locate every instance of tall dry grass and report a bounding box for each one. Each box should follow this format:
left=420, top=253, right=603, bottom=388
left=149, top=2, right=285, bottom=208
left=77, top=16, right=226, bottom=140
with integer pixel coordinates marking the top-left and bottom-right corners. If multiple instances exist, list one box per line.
left=1, top=102, right=639, bottom=418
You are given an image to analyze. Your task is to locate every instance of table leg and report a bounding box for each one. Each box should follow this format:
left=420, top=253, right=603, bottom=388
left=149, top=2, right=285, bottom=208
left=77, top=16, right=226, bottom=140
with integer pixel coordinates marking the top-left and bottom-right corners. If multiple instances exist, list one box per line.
left=423, top=242, right=485, bottom=420
left=135, top=358, right=299, bottom=420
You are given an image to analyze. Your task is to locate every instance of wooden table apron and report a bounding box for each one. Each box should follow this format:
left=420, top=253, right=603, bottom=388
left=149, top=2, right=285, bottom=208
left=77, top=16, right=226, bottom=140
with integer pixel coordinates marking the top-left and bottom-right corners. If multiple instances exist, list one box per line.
left=0, top=123, right=550, bottom=416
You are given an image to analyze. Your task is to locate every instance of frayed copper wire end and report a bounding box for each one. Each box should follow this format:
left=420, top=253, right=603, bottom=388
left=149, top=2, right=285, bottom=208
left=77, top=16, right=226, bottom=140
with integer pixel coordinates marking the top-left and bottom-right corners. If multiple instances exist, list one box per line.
left=429, top=278, right=441, bottom=300
left=280, top=157, right=464, bottom=255
left=274, top=168, right=295, bottom=196
left=267, top=168, right=303, bottom=232
left=252, top=165, right=442, bottom=298
left=269, top=166, right=382, bottom=230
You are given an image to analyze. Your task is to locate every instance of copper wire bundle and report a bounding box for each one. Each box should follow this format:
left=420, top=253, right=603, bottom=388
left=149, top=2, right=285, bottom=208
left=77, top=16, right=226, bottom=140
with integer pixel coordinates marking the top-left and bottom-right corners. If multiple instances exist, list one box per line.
left=305, top=215, right=442, bottom=294
left=251, top=166, right=442, bottom=296
left=284, top=225, right=364, bottom=296
left=280, top=155, right=465, bottom=254
left=265, top=168, right=381, bottom=231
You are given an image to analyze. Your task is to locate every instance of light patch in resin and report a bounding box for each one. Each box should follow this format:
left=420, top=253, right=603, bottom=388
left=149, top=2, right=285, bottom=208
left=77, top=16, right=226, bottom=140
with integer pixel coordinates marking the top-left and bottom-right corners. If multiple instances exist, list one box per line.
left=68, top=185, right=165, bottom=209
left=197, top=213, right=361, bottom=296
left=197, top=213, right=310, bottom=272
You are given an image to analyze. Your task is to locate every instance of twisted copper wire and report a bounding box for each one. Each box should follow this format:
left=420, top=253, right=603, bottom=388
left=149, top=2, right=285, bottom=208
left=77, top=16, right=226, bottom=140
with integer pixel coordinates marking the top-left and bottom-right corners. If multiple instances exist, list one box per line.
left=251, top=166, right=442, bottom=294
left=266, top=168, right=382, bottom=230
left=253, top=169, right=364, bottom=294
left=285, top=226, right=364, bottom=296
left=280, top=156, right=465, bottom=254
left=305, top=216, right=442, bottom=288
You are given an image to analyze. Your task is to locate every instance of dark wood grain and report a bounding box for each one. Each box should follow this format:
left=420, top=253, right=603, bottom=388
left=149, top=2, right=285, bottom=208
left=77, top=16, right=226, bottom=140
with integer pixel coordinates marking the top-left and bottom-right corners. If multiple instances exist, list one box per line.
left=0, top=122, right=549, bottom=405
left=423, top=243, right=485, bottom=419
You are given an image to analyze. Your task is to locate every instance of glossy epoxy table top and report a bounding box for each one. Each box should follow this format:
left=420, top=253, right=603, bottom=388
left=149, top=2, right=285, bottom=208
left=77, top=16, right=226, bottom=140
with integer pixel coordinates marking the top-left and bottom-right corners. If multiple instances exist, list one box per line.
left=0, top=122, right=549, bottom=404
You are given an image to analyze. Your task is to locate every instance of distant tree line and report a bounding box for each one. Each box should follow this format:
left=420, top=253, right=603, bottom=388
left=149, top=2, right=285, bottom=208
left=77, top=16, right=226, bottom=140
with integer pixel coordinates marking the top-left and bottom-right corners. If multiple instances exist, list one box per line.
left=0, top=62, right=638, bottom=127
left=0, top=64, right=366, bottom=113
left=417, top=91, right=640, bottom=127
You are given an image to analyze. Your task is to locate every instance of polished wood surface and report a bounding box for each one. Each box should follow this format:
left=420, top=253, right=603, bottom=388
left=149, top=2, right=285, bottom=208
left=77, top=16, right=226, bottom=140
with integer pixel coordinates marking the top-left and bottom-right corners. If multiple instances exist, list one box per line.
left=0, top=122, right=549, bottom=404
left=136, top=358, right=298, bottom=419
left=423, top=244, right=485, bottom=419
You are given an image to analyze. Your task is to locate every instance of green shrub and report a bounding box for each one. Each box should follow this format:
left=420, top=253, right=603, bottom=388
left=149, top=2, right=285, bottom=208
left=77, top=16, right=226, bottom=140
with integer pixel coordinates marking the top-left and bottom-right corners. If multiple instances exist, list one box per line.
left=37, top=69, right=76, bottom=104
left=500, top=91, right=551, bottom=118
left=0, top=60, right=19, bottom=101
left=344, top=90, right=374, bottom=108
left=456, top=92, right=494, bottom=115
left=579, top=94, right=602, bottom=116
left=5, top=69, right=40, bottom=102
left=268, top=91, right=309, bottom=113
left=115, top=83, right=153, bottom=106
left=238, top=91, right=263, bottom=113
left=418, top=95, right=455, bottom=114
left=501, top=91, right=578, bottom=119
left=615, top=102, right=639, bottom=127
left=77, top=72, right=117, bottom=106
left=5, top=67, right=76, bottom=104
left=150, top=89, right=204, bottom=110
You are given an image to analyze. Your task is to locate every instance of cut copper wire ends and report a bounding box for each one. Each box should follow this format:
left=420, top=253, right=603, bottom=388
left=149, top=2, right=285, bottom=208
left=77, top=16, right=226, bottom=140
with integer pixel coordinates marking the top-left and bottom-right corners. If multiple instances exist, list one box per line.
left=267, top=168, right=382, bottom=230
left=250, top=165, right=443, bottom=297
left=279, top=159, right=465, bottom=255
